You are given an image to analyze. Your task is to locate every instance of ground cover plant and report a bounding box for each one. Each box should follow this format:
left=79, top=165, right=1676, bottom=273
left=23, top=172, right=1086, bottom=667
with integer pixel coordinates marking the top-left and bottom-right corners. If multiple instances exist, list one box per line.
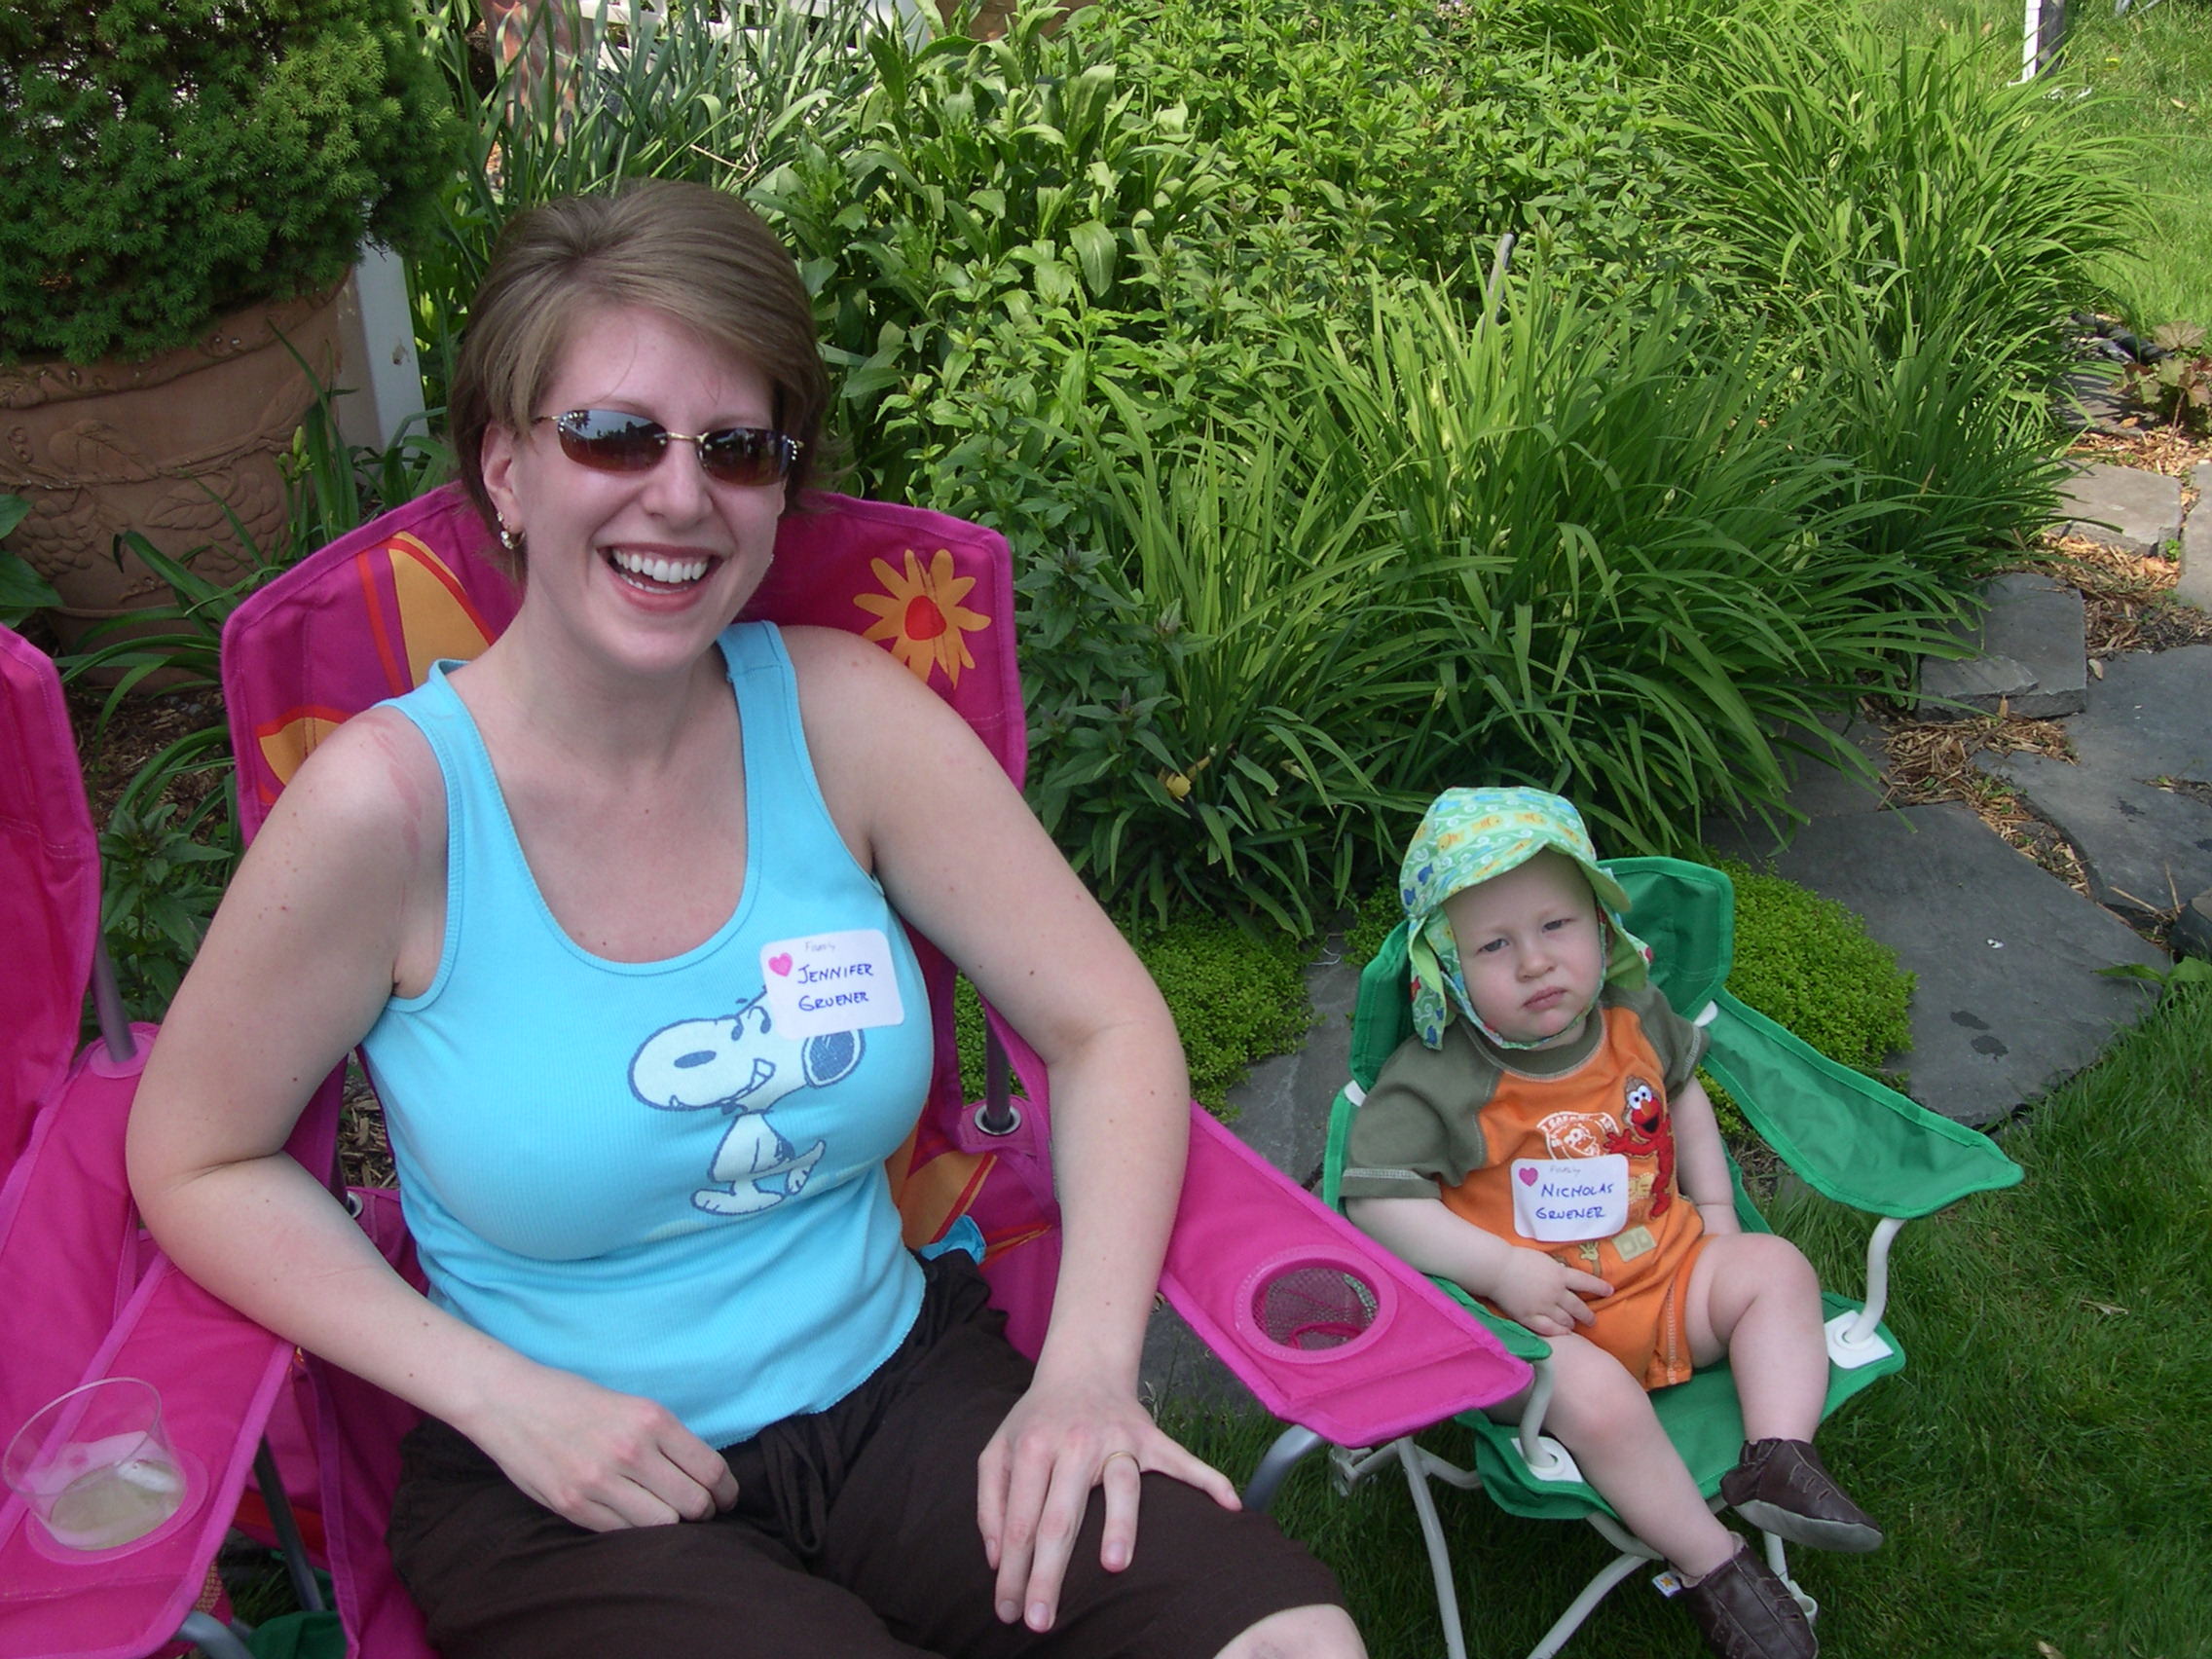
left=953, top=915, right=1311, bottom=1113
left=1164, top=982, right=2212, bottom=1659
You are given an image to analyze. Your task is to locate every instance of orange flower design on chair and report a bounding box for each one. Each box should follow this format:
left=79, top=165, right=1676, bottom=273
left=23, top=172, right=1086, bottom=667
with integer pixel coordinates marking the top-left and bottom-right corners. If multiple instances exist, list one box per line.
left=854, top=548, right=990, bottom=687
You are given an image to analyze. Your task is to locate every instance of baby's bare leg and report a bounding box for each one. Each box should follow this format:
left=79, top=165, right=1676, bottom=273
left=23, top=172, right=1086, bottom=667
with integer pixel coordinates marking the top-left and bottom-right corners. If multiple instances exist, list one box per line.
left=1684, top=1234, right=1827, bottom=1442
left=1490, top=1334, right=1738, bottom=1577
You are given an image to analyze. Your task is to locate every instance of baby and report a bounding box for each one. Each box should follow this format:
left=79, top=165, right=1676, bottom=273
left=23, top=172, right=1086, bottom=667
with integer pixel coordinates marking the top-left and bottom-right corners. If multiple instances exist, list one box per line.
left=1344, top=789, right=1878, bottom=1659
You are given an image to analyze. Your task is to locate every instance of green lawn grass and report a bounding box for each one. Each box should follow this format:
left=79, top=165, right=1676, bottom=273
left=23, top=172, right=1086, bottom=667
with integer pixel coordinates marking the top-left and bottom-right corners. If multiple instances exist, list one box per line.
left=1165, top=984, right=2212, bottom=1658
left=1856, top=0, right=2212, bottom=331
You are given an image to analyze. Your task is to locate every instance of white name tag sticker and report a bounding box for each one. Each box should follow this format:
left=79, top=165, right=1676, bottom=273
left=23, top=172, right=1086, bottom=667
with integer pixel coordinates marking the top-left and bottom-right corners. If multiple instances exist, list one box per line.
left=1510, top=1155, right=1631, bottom=1242
left=760, top=930, right=904, bottom=1039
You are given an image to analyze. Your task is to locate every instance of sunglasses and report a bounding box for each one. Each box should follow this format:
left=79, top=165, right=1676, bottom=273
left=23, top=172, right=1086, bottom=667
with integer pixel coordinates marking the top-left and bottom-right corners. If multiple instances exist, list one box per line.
left=534, top=409, right=801, bottom=488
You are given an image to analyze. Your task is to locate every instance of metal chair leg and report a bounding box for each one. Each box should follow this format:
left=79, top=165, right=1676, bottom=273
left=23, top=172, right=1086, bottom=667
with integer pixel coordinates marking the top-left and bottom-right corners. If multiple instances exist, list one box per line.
left=1526, top=1549, right=1650, bottom=1659
left=1243, top=1424, right=1326, bottom=1514
left=177, top=1610, right=257, bottom=1659
left=253, top=1437, right=325, bottom=1614
left=1762, top=1530, right=1819, bottom=1622
left=1396, top=1438, right=1470, bottom=1659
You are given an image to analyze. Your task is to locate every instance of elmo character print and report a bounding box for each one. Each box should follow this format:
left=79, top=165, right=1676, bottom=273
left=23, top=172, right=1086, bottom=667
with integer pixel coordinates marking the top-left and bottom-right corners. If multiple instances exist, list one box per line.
left=1604, top=1076, right=1676, bottom=1218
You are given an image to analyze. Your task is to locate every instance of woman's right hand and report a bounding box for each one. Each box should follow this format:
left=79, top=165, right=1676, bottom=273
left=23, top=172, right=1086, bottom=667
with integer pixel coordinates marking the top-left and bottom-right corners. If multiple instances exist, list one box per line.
left=460, top=1360, right=739, bottom=1531
left=1490, top=1246, right=1611, bottom=1338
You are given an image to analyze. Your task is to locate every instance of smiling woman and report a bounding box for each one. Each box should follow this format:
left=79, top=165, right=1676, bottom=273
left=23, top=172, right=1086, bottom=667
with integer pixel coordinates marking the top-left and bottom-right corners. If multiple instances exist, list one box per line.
left=124, top=182, right=1359, bottom=1659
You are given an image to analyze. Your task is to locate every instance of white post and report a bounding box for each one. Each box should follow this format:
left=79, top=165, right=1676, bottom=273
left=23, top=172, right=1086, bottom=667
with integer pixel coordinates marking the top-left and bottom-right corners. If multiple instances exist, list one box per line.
left=334, top=245, right=428, bottom=454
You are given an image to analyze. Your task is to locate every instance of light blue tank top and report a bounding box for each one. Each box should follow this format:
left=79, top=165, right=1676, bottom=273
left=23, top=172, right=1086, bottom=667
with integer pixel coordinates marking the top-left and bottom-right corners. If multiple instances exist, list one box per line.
left=360, top=623, right=930, bottom=1449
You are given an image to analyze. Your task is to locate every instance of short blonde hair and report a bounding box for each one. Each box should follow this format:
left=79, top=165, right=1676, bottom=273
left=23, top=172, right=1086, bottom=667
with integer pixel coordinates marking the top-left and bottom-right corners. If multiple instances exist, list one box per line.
left=448, top=182, right=828, bottom=571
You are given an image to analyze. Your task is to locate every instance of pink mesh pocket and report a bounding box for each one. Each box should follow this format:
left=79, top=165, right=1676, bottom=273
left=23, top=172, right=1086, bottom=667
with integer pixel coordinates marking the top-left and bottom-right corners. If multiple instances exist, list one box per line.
left=1232, top=1248, right=1397, bottom=1364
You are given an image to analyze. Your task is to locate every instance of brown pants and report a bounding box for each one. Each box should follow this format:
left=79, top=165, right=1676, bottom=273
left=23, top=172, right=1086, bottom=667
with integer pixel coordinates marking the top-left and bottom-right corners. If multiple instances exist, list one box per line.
left=387, top=1255, right=1342, bottom=1659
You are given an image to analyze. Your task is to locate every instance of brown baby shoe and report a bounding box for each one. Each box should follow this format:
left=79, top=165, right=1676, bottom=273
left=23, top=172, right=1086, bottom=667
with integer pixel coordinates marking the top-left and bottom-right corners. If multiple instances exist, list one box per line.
left=1679, top=1542, right=1818, bottom=1659
left=1720, top=1438, right=1883, bottom=1554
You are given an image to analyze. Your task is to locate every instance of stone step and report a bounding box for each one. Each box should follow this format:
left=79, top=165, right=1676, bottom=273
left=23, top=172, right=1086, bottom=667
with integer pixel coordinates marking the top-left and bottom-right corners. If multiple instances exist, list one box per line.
left=1919, top=571, right=2086, bottom=720
left=1703, top=803, right=2164, bottom=1124
left=2180, top=461, right=2212, bottom=614
left=1974, top=645, right=2212, bottom=921
left=2058, top=460, right=2185, bottom=555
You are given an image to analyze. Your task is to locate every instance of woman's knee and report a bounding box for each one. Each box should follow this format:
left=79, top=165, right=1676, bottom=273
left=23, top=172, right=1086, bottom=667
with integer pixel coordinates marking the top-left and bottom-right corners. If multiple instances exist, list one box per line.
left=1213, top=1604, right=1365, bottom=1659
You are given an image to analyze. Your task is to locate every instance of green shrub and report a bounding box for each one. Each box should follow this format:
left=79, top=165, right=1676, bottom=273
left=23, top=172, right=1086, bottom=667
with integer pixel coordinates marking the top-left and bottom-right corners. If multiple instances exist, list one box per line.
left=97, top=799, right=233, bottom=1021
left=1098, top=0, right=1679, bottom=296
left=1660, top=17, right=2130, bottom=386
left=1300, top=273, right=1968, bottom=859
left=953, top=916, right=1312, bottom=1113
left=0, top=0, right=456, bottom=363
left=1021, top=417, right=1419, bottom=931
left=414, top=0, right=880, bottom=403
left=1718, top=856, right=1914, bottom=1073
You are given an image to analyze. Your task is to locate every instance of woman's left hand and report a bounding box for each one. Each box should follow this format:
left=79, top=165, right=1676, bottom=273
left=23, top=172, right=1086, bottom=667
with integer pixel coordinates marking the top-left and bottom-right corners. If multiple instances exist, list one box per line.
left=977, top=1370, right=1239, bottom=1633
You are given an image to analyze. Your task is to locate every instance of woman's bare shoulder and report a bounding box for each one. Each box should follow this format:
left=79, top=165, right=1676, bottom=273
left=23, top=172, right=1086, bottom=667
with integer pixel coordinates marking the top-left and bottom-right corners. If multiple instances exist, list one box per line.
left=243, top=705, right=445, bottom=895
left=778, top=624, right=960, bottom=747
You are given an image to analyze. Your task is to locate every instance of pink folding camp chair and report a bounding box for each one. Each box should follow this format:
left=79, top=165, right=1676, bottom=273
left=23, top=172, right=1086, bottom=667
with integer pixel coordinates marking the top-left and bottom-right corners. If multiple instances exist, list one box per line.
left=0, top=627, right=325, bottom=1659
left=4, top=485, right=1529, bottom=1659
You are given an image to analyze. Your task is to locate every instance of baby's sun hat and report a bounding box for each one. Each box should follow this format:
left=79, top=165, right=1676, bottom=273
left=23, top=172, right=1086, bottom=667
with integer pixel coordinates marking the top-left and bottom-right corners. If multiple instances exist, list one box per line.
left=1401, top=786, right=1651, bottom=1050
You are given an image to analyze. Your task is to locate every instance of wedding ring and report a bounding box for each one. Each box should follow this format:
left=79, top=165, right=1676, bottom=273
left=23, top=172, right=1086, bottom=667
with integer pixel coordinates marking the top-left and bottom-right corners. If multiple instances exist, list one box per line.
left=1102, top=1450, right=1142, bottom=1476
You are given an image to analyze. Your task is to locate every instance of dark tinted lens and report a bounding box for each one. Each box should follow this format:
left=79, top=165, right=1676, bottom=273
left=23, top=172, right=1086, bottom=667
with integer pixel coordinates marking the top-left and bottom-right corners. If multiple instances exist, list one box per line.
left=555, top=410, right=668, bottom=471
left=696, top=427, right=793, bottom=487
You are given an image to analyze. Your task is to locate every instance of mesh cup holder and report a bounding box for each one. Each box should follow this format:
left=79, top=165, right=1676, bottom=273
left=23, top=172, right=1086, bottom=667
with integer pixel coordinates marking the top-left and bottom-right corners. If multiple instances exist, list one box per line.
left=1232, top=1247, right=1397, bottom=1365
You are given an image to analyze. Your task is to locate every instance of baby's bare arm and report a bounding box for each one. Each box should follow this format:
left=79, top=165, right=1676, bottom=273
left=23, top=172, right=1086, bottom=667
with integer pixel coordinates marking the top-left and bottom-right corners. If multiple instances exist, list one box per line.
left=1346, top=1197, right=1610, bottom=1336
left=1346, top=1196, right=1517, bottom=1291
left=1666, top=1075, right=1742, bottom=1235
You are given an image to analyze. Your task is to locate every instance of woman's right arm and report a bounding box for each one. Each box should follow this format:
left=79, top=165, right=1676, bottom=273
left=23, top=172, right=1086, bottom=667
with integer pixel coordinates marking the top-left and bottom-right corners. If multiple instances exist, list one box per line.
left=126, top=712, right=735, bottom=1530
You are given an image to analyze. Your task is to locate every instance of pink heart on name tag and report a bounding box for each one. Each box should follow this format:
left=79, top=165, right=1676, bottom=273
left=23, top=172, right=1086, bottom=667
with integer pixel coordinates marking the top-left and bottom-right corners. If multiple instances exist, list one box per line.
left=1517, top=1166, right=1538, bottom=1186
left=768, top=953, right=793, bottom=977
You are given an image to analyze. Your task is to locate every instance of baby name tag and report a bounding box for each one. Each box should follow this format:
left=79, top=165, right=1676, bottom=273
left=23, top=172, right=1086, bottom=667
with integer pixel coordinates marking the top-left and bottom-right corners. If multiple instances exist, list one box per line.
left=1510, top=1155, right=1631, bottom=1242
left=760, top=930, right=905, bottom=1039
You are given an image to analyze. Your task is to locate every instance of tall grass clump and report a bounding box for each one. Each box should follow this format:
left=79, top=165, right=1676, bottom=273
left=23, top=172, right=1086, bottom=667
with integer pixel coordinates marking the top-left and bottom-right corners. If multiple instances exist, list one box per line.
left=1662, top=17, right=2130, bottom=384
left=1020, top=414, right=1418, bottom=931
left=1301, top=275, right=1967, bottom=858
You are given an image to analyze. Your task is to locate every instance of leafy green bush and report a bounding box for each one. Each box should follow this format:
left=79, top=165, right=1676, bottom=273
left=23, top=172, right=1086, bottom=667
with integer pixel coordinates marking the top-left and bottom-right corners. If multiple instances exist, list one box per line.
left=0, top=0, right=457, bottom=363
left=1023, top=420, right=1418, bottom=930
left=954, top=917, right=1312, bottom=1113
left=97, top=800, right=232, bottom=1018
left=1097, top=0, right=1679, bottom=296
left=1718, top=856, right=1914, bottom=1073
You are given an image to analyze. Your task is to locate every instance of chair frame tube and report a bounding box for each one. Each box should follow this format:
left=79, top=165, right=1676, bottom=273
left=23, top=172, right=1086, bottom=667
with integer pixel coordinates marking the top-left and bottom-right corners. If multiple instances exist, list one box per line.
left=177, top=1611, right=257, bottom=1659
left=1839, top=1216, right=1905, bottom=1349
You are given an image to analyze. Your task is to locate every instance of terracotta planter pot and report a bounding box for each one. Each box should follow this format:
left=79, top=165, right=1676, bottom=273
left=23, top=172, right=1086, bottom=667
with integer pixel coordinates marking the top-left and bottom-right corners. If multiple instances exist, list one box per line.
left=0, top=287, right=343, bottom=647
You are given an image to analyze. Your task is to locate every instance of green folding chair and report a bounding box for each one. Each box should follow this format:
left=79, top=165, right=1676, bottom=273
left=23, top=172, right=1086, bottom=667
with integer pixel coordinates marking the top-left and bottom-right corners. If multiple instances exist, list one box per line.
left=1300, top=856, right=2023, bottom=1659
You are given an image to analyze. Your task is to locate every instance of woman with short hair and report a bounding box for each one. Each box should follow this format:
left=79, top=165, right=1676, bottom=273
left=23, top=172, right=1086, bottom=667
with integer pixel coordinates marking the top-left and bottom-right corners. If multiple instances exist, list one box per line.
left=129, top=181, right=1360, bottom=1659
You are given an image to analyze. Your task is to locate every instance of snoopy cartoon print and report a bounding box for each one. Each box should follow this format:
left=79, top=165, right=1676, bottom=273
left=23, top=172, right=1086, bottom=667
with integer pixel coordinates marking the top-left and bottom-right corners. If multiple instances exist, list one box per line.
left=629, top=989, right=862, bottom=1216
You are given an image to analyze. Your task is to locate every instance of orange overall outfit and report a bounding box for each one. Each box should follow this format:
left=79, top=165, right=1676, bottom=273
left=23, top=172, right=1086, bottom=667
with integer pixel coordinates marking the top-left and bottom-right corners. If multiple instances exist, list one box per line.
left=1342, top=982, right=1711, bottom=1389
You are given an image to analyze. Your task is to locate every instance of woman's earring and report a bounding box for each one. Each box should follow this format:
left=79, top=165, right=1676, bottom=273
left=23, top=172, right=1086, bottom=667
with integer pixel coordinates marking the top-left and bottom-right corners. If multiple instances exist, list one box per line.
left=498, top=521, right=523, bottom=555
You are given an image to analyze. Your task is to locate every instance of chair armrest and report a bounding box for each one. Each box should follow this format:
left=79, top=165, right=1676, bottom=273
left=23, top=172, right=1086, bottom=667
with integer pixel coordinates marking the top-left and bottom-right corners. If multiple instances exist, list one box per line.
left=1161, top=1107, right=1530, bottom=1449
left=1701, top=991, right=2022, bottom=1218
left=1431, top=1277, right=1554, bottom=1363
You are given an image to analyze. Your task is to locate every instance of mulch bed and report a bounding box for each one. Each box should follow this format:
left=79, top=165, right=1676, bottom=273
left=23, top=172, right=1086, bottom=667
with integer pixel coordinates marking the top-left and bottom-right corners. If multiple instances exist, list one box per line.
left=1872, top=710, right=2092, bottom=896
left=2067, top=425, right=2212, bottom=488
left=2029, top=535, right=2212, bottom=661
